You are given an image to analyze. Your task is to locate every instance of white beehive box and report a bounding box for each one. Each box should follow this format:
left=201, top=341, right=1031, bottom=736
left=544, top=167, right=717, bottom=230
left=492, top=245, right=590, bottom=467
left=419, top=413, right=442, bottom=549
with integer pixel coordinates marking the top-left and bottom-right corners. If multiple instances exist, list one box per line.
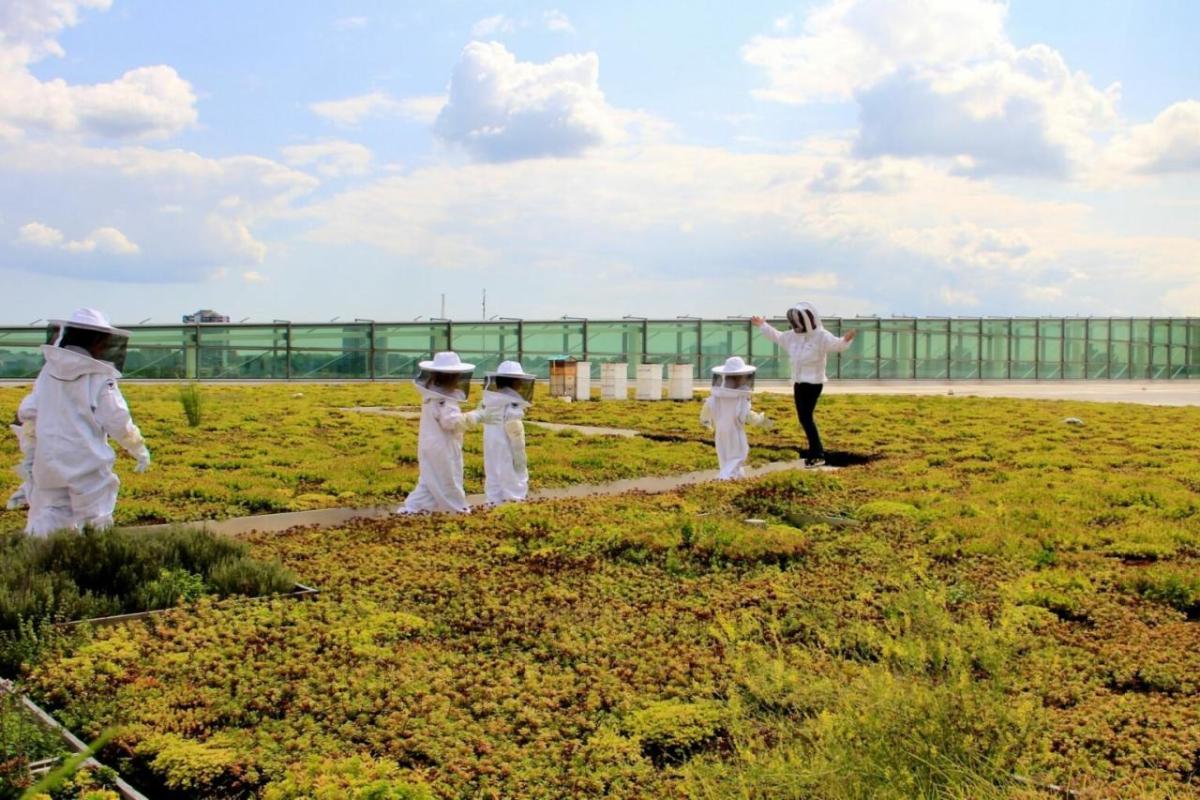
left=600, top=362, right=628, bottom=400
left=574, top=361, right=591, bottom=400
left=636, top=363, right=664, bottom=400
left=667, top=363, right=694, bottom=400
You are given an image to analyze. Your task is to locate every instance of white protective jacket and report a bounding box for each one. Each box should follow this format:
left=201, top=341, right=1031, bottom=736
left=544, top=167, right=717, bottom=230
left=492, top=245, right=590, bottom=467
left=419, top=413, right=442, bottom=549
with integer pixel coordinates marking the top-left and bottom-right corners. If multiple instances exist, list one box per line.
left=700, top=388, right=769, bottom=480
left=480, top=389, right=529, bottom=504
left=757, top=311, right=851, bottom=384
left=27, top=345, right=148, bottom=491
left=401, top=387, right=478, bottom=513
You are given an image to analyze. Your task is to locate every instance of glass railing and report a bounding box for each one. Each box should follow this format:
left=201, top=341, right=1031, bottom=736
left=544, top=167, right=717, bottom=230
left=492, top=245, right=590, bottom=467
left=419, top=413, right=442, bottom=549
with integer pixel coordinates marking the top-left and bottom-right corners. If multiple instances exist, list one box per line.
left=1, top=318, right=1196, bottom=380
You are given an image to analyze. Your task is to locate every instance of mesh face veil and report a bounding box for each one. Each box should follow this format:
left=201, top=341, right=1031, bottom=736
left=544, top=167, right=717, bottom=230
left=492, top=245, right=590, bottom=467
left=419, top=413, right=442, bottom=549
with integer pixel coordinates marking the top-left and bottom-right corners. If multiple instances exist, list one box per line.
left=484, top=374, right=535, bottom=403
left=48, top=322, right=129, bottom=371
left=786, top=305, right=821, bottom=333
left=711, top=371, right=755, bottom=392
left=415, top=367, right=474, bottom=400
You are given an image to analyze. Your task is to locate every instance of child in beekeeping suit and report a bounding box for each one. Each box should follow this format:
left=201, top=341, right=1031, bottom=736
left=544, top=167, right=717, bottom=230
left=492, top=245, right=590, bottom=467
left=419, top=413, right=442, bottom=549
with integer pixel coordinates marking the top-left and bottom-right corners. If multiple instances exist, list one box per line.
left=479, top=361, right=536, bottom=504
left=398, top=351, right=499, bottom=514
left=701, top=356, right=773, bottom=479
left=5, top=393, right=36, bottom=510
left=24, top=309, right=151, bottom=535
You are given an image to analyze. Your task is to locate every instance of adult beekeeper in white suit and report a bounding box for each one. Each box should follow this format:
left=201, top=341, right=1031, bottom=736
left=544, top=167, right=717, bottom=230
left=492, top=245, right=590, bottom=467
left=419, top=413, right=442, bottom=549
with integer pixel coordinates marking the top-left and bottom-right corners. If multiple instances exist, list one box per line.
left=700, top=356, right=773, bottom=480
left=479, top=361, right=536, bottom=504
left=5, top=393, right=36, bottom=510
left=398, top=351, right=499, bottom=514
left=24, top=309, right=151, bottom=536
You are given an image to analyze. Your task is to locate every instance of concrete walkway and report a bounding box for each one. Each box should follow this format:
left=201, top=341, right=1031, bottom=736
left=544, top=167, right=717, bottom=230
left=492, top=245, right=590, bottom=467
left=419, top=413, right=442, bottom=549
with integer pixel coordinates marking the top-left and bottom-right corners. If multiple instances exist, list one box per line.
left=137, top=458, right=830, bottom=537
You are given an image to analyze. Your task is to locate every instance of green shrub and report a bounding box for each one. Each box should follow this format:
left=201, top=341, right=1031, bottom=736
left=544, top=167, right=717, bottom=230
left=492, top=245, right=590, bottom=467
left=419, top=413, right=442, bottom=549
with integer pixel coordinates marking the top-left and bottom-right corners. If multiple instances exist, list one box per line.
left=133, top=568, right=208, bottom=609
left=206, top=555, right=296, bottom=598
left=0, top=527, right=295, bottom=635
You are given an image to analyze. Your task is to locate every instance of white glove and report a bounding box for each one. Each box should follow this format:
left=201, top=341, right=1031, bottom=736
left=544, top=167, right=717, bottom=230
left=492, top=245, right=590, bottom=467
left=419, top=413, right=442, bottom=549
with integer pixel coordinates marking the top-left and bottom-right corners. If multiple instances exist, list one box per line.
left=134, top=449, right=152, bottom=473
left=747, top=411, right=774, bottom=431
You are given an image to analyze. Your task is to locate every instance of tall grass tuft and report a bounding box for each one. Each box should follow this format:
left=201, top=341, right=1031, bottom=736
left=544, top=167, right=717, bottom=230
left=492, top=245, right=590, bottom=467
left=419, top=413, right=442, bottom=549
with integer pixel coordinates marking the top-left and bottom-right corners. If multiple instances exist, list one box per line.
left=179, top=381, right=203, bottom=427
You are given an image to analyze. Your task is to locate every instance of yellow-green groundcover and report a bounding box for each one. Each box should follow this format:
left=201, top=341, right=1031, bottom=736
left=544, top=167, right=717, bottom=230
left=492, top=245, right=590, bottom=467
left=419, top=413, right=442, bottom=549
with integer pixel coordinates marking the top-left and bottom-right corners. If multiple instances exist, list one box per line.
left=1, top=384, right=1197, bottom=798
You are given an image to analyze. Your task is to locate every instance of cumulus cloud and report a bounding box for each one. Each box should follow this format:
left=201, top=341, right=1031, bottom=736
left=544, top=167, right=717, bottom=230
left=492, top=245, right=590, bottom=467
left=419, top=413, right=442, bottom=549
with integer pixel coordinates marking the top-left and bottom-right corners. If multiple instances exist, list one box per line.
left=743, top=0, right=1119, bottom=177
left=15, top=221, right=63, bottom=247
left=0, top=1, right=198, bottom=140
left=282, top=140, right=373, bottom=178
left=309, top=91, right=446, bottom=126
left=16, top=221, right=139, bottom=254
left=1107, top=100, right=1200, bottom=175
left=434, top=41, right=624, bottom=161
left=0, top=0, right=111, bottom=60
left=743, top=0, right=1008, bottom=104
left=0, top=140, right=316, bottom=281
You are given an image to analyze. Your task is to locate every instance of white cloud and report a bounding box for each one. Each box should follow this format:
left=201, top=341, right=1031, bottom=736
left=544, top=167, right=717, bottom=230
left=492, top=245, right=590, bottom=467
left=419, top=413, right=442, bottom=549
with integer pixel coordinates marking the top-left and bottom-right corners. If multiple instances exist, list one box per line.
left=309, top=91, right=446, bottom=126
left=889, top=223, right=1037, bottom=270
left=544, top=10, right=575, bottom=33
left=0, top=0, right=111, bottom=60
left=780, top=273, right=839, bottom=291
left=471, top=14, right=515, bottom=38
left=309, top=91, right=397, bottom=126
left=807, top=157, right=911, bottom=193
left=0, top=2, right=197, bottom=140
left=743, top=0, right=1007, bottom=104
left=1107, top=100, right=1200, bottom=175
left=333, top=16, right=368, bottom=30
left=743, top=0, right=1119, bottom=177
left=15, top=221, right=63, bottom=247
left=0, top=140, right=316, bottom=281
left=434, top=41, right=625, bottom=161
left=16, top=220, right=139, bottom=255
left=282, top=140, right=373, bottom=178
left=242, top=270, right=267, bottom=284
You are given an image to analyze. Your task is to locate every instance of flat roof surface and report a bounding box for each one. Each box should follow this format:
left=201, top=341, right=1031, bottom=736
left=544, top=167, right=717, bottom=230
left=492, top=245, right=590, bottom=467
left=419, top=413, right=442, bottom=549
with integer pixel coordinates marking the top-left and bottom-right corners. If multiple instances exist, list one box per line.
left=755, top=380, right=1200, bottom=406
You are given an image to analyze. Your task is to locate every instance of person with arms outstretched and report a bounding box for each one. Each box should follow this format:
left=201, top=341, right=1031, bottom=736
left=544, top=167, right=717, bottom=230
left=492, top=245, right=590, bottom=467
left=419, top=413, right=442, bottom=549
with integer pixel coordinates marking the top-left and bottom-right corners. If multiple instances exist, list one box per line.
left=751, top=303, right=856, bottom=467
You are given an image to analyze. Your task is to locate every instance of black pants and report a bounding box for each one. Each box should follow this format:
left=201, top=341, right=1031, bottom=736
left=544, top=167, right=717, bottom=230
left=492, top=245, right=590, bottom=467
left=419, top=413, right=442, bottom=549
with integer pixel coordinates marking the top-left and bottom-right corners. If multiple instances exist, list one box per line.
left=793, top=382, right=824, bottom=457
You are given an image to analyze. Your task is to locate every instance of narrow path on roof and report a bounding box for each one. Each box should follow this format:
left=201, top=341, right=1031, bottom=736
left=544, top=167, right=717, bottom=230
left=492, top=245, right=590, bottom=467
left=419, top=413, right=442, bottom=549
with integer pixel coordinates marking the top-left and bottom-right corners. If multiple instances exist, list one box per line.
left=133, top=458, right=841, bottom=537
left=340, top=406, right=642, bottom=437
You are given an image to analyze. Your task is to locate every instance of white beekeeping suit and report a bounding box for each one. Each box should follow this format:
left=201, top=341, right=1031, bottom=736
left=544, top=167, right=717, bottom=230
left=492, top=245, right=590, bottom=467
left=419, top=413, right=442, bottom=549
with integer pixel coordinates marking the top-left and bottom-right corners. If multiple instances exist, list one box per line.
left=479, top=361, right=536, bottom=504
left=398, top=352, right=497, bottom=514
left=700, top=356, right=772, bottom=480
left=25, top=309, right=151, bottom=536
left=5, top=393, right=36, bottom=510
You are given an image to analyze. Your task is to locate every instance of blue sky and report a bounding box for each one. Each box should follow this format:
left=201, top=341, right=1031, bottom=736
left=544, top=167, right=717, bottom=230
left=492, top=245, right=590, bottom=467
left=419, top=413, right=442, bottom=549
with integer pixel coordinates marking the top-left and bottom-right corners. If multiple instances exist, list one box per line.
left=1, top=0, right=1198, bottom=323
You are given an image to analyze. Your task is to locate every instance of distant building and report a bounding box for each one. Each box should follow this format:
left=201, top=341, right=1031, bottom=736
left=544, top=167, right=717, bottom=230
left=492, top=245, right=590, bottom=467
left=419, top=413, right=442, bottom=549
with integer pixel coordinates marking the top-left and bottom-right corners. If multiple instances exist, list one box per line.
left=182, top=309, right=230, bottom=323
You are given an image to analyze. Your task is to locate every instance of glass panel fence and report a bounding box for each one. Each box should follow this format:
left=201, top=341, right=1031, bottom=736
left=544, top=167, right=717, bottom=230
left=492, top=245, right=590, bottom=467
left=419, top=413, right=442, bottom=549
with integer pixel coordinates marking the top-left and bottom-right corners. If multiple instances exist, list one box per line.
left=0, top=318, right=1196, bottom=380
